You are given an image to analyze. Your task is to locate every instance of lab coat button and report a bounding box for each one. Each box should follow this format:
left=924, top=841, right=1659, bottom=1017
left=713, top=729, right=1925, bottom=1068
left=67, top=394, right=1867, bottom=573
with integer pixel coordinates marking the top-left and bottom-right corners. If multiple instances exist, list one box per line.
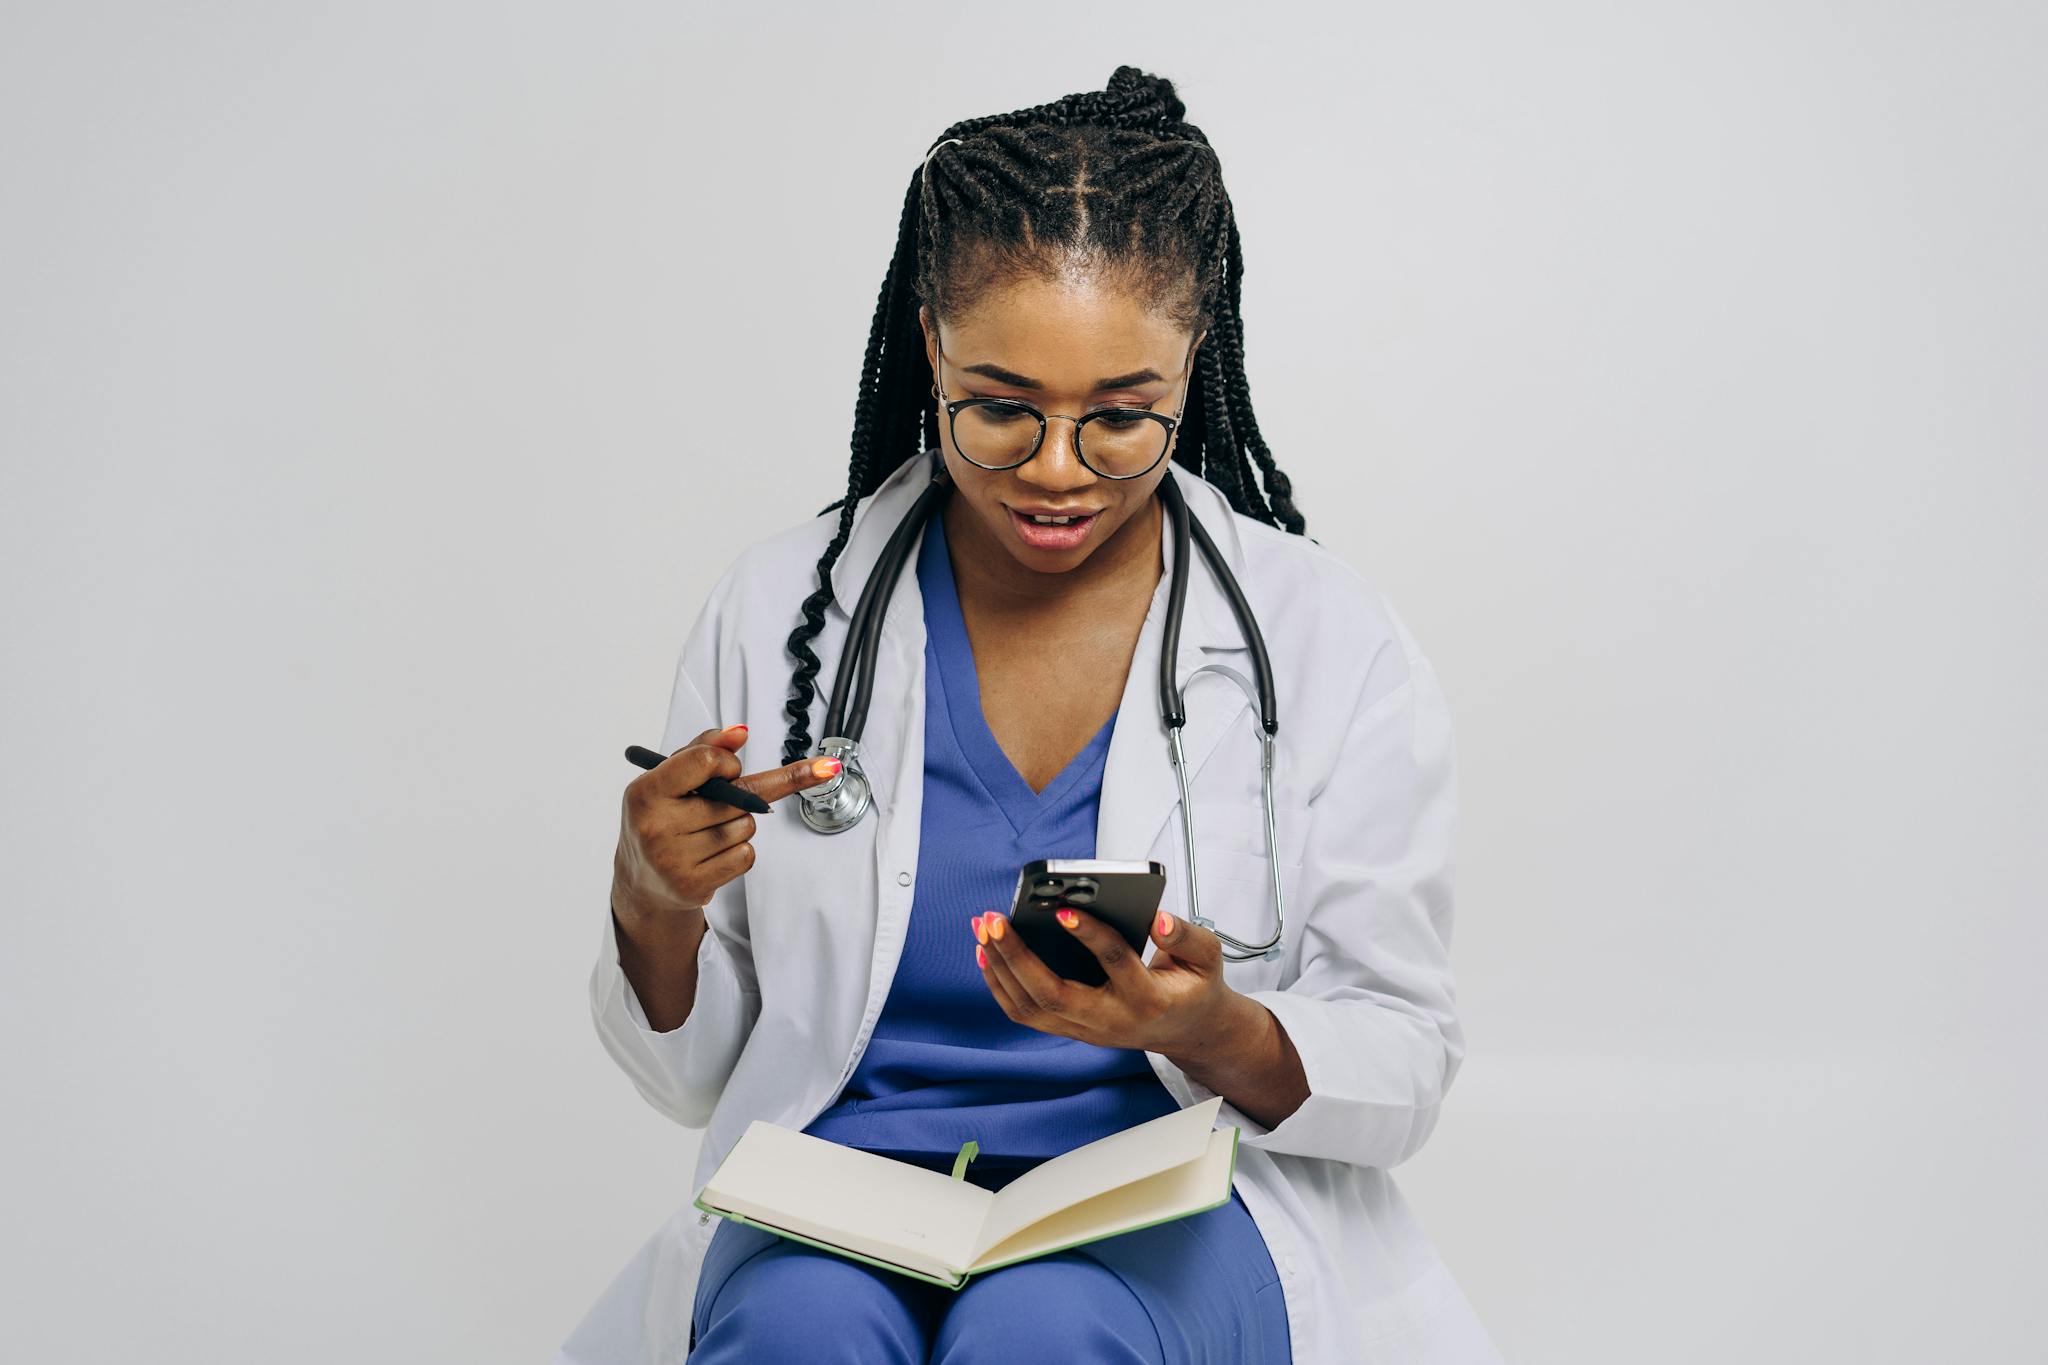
left=897, top=871, right=912, bottom=886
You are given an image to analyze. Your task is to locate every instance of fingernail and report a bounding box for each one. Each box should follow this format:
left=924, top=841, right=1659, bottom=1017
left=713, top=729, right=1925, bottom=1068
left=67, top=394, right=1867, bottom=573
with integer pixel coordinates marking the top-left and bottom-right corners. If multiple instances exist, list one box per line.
left=1156, top=910, right=1174, bottom=936
left=724, top=723, right=747, bottom=736
left=812, top=757, right=842, bottom=779
left=976, top=944, right=987, bottom=969
left=1056, top=908, right=1078, bottom=928
left=973, top=914, right=988, bottom=945
left=988, top=915, right=1005, bottom=942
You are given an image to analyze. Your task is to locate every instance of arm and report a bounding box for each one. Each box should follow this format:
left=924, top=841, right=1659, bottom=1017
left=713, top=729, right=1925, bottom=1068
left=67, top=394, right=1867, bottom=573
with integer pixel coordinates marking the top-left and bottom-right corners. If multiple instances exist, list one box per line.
left=588, top=594, right=763, bottom=1129
left=1163, top=647, right=1466, bottom=1171
left=1167, top=990, right=1309, bottom=1132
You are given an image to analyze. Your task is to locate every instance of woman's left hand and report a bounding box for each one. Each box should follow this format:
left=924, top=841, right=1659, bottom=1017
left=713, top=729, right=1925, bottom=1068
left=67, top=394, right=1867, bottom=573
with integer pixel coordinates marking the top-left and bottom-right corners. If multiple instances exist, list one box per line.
left=972, top=905, right=1232, bottom=1059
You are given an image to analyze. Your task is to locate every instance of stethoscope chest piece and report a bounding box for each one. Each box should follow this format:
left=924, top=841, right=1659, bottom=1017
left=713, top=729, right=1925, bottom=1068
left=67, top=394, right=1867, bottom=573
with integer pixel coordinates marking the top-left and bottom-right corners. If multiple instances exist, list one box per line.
left=797, top=736, right=871, bottom=835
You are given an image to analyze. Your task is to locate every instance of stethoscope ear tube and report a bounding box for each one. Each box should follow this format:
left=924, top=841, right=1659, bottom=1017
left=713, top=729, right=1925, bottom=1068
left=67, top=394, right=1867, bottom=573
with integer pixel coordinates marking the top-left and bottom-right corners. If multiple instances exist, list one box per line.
left=1156, top=474, right=1279, bottom=736
left=821, top=456, right=952, bottom=741
left=1156, top=474, right=1286, bottom=962
left=1158, top=472, right=1196, bottom=730
left=802, top=455, right=950, bottom=835
left=846, top=470, right=951, bottom=740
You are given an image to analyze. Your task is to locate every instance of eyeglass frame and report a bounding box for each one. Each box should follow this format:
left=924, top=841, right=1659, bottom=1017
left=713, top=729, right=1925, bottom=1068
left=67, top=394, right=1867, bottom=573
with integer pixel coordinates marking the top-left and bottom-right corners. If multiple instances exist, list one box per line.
left=930, top=326, right=1201, bottom=481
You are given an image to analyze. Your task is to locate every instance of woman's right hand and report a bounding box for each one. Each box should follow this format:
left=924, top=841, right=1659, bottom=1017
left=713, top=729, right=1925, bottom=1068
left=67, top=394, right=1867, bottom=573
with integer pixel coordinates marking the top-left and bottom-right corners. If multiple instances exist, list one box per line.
left=611, top=723, right=842, bottom=944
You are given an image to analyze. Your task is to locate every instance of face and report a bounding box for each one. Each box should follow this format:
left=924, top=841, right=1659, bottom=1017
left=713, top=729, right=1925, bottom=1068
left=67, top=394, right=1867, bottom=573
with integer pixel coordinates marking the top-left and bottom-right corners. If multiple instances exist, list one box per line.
left=921, top=277, right=1204, bottom=581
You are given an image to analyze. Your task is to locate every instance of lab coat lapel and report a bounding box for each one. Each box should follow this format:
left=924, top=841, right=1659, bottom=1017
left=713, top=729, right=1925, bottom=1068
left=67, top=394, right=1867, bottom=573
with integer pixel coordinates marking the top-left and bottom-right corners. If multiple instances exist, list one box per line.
left=798, top=450, right=933, bottom=1121
left=1096, top=462, right=1251, bottom=866
left=824, top=449, right=942, bottom=635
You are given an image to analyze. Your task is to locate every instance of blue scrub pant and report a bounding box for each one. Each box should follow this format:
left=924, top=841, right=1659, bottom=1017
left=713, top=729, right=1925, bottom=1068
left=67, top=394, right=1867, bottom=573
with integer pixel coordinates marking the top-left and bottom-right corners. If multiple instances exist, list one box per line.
left=687, top=1186, right=1290, bottom=1363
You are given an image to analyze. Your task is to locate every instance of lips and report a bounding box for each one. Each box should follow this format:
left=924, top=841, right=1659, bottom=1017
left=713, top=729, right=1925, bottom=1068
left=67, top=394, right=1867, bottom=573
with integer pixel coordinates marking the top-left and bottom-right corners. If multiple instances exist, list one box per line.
left=1006, top=505, right=1100, bottom=550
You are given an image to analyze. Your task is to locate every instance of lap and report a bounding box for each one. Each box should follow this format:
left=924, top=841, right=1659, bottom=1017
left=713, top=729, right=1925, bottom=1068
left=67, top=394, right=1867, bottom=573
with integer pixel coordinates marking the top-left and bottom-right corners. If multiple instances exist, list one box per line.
left=689, top=1190, right=1288, bottom=1365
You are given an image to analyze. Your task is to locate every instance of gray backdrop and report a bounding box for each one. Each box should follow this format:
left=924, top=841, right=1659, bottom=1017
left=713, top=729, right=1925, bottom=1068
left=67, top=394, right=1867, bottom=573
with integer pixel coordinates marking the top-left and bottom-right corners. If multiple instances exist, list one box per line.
left=4, top=3, right=2042, bottom=1360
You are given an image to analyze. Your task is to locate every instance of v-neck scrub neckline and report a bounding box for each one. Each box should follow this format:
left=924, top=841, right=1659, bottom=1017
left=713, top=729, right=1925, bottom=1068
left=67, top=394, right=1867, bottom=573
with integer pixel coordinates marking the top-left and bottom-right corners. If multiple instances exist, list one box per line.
left=797, top=500, right=1179, bottom=1169
left=918, top=509, right=1118, bottom=836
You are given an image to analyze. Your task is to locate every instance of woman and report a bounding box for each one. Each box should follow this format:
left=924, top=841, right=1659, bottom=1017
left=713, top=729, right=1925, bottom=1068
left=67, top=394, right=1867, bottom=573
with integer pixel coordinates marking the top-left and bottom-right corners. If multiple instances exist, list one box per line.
left=564, top=68, right=1501, bottom=1365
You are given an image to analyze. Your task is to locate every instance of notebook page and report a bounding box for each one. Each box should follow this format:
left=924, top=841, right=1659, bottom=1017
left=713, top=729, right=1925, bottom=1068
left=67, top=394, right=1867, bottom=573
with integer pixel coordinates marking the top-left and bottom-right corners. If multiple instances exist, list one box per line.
left=968, top=1125, right=1235, bottom=1273
left=701, top=1121, right=992, bottom=1273
left=968, top=1096, right=1222, bottom=1263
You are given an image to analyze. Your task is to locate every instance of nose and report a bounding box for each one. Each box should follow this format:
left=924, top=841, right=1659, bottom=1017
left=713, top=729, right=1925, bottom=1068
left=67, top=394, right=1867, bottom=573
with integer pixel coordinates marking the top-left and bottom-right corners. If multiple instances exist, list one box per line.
left=1019, top=417, right=1095, bottom=493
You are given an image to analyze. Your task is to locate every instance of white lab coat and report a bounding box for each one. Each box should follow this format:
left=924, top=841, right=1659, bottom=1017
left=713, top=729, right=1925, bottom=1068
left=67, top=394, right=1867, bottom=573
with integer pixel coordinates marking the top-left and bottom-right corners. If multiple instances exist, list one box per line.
left=559, top=449, right=1503, bottom=1364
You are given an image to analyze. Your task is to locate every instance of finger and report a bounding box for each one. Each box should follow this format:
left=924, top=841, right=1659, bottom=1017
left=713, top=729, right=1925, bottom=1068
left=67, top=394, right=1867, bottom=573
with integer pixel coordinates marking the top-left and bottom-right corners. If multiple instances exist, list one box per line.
left=692, top=835, right=757, bottom=886
left=1147, top=909, right=1222, bottom=972
left=981, top=912, right=1074, bottom=1019
left=682, top=809, right=756, bottom=860
left=729, top=753, right=847, bottom=806
left=976, top=917, right=1062, bottom=1032
left=974, top=933, right=1029, bottom=1021
left=1054, top=906, right=1149, bottom=993
left=640, top=725, right=748, bottom=800
left=695, top=723, right=749, bottom=753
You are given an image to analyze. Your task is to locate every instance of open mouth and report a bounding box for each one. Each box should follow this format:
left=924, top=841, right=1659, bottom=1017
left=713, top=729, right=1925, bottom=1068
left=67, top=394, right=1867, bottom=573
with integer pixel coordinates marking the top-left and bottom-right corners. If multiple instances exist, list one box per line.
left=1006, top=506, right=1101, bottom=550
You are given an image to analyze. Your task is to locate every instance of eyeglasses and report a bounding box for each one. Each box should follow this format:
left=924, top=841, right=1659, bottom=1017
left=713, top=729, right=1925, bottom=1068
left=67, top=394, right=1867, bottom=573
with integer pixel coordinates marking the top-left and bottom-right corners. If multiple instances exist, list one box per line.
left=932, top=327, right=1198, bottom=480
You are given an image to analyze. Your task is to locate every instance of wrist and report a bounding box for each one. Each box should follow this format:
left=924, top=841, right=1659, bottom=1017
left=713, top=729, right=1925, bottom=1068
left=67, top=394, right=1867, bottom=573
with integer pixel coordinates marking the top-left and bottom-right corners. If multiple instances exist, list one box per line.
left=611, top=885, right=705, bottom=956
left=1157, top=987, right=1256, bottom=1080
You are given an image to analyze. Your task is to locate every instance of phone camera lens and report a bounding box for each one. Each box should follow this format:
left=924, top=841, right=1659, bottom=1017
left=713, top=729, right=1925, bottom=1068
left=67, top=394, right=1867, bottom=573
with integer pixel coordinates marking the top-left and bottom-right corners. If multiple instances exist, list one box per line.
left=1064, top=878, right=1098, bottom=905
left=1032, top=876, right=1064, bottom=898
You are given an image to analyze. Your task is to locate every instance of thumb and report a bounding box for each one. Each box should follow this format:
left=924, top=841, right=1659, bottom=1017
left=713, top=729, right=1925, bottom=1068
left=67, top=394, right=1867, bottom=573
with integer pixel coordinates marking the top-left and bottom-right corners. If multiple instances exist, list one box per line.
left=1148, top=909, right=1221, bottom=970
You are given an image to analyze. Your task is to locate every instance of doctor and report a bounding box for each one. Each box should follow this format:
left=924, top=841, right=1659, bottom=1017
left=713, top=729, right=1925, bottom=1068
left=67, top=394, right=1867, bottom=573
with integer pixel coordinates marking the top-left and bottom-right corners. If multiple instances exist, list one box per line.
left=565, top=69, right=1501, bottom=1365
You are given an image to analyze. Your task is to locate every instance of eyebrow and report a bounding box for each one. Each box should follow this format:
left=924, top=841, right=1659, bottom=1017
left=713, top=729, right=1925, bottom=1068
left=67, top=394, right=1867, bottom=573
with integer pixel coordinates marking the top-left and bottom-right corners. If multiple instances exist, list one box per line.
left=958, top=361, right=1167, bottom=392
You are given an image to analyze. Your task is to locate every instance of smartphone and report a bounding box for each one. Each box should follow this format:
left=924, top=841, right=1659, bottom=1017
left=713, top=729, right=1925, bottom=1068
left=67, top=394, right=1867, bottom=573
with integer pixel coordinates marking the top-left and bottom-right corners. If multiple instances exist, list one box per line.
left=1006, top=859, right=1167, bottom=987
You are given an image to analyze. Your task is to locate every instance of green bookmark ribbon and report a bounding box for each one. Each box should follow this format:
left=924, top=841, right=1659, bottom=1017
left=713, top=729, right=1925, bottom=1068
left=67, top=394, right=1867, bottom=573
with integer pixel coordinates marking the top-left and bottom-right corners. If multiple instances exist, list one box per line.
left=950, top=1140, right=979, bottom=1181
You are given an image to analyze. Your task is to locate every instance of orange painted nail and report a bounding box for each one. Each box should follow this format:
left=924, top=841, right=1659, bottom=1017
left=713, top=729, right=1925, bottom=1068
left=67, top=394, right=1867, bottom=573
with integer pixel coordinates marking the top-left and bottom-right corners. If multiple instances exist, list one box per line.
left=976, top=944, right=987, bottom=969
left=1156, top=911, right=1174, bottom=936
left=811, top=757, right=842, bottom=779
left=988, top=916, right=1005, bottom=942
left=1056, top=908, right=1078, bottom=928
left=973, top=915, right=988, bottom=945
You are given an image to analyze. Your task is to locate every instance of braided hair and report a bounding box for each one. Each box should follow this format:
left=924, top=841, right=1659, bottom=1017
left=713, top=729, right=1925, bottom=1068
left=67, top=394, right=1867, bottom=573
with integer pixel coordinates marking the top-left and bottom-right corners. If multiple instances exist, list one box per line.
left=781, top=66, right=1307, bottom=765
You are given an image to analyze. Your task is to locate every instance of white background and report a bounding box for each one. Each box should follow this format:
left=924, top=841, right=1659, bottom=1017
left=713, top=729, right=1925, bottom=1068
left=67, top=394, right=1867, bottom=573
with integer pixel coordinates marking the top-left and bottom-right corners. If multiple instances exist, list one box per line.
left=4, top=3, right=2043, bottom=1360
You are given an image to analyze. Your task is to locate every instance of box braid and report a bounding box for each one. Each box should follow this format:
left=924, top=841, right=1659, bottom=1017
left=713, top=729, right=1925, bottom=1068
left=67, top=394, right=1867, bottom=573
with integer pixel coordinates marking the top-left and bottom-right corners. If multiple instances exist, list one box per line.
left=781, top=66, right=1306, bottom=766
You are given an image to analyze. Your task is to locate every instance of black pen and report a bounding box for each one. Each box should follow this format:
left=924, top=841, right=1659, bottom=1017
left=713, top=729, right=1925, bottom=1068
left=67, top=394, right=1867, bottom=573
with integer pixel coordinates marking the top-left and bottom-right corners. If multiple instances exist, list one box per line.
left=623, top=744, right=774, bottom=814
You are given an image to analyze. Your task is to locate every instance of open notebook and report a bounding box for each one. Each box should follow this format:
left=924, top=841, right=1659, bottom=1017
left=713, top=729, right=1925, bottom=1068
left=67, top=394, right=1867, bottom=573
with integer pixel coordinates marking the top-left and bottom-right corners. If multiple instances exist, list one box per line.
left=693, top=1095, right=1239, bottom=1289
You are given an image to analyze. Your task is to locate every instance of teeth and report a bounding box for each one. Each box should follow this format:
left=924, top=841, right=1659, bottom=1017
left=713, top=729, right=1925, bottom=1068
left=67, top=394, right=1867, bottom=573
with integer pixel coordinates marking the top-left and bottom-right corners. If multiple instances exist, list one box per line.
left=1029, top=514, right=1076, bottom=524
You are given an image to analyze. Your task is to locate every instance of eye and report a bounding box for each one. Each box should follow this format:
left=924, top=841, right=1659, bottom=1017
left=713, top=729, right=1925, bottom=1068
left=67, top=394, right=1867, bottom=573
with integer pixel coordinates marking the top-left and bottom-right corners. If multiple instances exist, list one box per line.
left=1090, top=409, right=1156, bottom=429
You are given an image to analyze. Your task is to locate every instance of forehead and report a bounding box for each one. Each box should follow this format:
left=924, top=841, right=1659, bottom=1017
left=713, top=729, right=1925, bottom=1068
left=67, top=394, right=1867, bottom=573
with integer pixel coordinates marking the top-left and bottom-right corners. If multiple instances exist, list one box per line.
left=937, top=276, right=1190, bottom=386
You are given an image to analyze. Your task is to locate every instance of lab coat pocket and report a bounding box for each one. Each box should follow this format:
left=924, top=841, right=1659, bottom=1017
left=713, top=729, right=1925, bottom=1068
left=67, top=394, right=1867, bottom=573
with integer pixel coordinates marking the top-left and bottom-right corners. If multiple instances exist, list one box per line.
left=1176, top=845, right=1298, bottom=990
left=1189, top=797, right=1312, bottom=868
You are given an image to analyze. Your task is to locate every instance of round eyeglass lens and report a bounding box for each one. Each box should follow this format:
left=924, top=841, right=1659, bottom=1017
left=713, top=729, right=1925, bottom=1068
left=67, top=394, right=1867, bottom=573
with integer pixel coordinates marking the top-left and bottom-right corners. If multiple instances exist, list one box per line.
left=952, top=402, right=1170, bottom=476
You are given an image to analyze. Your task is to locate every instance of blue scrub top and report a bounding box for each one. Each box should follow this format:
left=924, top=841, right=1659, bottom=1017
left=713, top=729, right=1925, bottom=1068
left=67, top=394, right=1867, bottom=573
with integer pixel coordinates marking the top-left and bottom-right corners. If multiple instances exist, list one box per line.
left=801, top=508, right=1180, bottom=1172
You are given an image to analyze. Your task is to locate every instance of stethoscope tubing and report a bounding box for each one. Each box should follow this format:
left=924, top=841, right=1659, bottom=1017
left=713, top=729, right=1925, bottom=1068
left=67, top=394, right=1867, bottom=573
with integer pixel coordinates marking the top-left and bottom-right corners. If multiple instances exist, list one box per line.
left=801, top=451, right=1287, bottom=961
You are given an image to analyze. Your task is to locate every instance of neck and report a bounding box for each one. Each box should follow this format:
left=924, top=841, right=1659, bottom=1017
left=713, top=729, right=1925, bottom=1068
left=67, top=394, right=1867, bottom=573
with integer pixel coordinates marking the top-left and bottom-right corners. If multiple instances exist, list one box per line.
left=942, top=491, right=1164, bottom=621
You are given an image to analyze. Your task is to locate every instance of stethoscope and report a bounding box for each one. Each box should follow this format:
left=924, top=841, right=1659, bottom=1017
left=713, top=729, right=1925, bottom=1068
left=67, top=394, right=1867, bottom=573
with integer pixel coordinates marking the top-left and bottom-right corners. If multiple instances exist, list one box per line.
left=795, top=451, right=1286, bottom=962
